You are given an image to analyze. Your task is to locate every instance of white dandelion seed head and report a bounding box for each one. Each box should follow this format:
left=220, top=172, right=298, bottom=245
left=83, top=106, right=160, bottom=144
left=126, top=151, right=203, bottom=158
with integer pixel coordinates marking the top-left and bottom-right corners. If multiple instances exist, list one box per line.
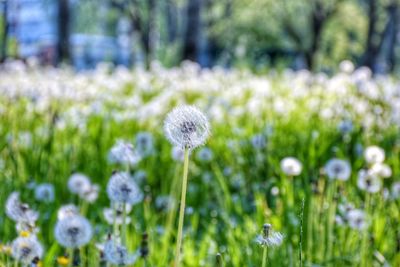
left=11, top=236, right=43, bottom=264
left=80, top=183, right=100, bottom=203
left=67, top=173, right=91, bottom=195
left=104, top=240, right=138, bottom=265
left=369, top=163, right=392, bottom=178
left=164, top=105, right=210, bottom=149
left=108, top=140, right=142, bottom=166
left=55, top=215, right=93, bottom=248
left=324, top=158, right=351, bottom=181
left=364, top=146, right=385, bottom=164
left=103, top=204, right=132, bottom=225
left=196, top=147, right=213, bottom=162
left=255, top=231, right=284, bottom=247
left=57, top=204, right=80, bottom=220
left=347, top=209, right=367, bottom=230
left=135, top=132, right=154, bottom=157
left=357, top=170, right=382, bottom=193
left=391, top=182, right=400, bottom=199
left=280, top=157, right=303, bottom=176
left=5, top=192, right=39, bottom=223
left=107, top=171, right=143, bottom=205
left=34, top=183, right=55, bottom=203
left=16, top=220, right=40, bottom=236
left=337, top=119, right=353, bottom=134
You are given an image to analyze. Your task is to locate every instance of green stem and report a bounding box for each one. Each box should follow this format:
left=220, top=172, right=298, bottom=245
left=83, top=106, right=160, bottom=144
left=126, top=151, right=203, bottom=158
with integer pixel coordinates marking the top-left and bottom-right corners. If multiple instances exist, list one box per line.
left=68, top=248, right=74, bottom=267
left=261, top=246, right=268, bottom=267
left=174, top=148, right=190, bottom=267
left=360, top=193, right=371, bottom=266
left=122, top=203, right=127, bottom=246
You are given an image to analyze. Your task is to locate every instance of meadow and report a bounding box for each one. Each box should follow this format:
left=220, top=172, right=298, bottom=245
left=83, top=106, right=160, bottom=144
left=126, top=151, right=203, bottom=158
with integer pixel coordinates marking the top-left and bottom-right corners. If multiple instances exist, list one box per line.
left=0, top=60, right=399, bottom=267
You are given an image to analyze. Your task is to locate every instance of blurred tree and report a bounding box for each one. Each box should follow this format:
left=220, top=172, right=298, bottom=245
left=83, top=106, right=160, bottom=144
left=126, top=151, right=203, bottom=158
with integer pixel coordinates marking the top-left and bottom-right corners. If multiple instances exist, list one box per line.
left=182, top=0, right=202, bottom=61
left=58, top=0, right=71, bottom=63
left=0, top=0, right=8, bottom=63
left=361, top=0, right=400, bottom=72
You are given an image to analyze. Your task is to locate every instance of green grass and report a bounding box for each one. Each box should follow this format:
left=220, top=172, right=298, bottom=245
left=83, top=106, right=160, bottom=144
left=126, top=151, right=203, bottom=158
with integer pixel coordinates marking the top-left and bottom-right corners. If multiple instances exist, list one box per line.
left=0, top=65, right=399, bottom=266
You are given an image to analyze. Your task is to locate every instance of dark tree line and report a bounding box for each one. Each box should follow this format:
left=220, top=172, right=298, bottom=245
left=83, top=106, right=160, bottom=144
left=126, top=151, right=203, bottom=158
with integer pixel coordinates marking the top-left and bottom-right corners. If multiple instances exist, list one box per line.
left=1, top=0, right=400, bottom=72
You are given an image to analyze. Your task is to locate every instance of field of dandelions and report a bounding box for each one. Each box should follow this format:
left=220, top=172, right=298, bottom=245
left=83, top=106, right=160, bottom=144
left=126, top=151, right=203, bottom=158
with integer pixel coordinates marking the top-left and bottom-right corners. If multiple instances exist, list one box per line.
left=0, top=60, right=400, bottom=267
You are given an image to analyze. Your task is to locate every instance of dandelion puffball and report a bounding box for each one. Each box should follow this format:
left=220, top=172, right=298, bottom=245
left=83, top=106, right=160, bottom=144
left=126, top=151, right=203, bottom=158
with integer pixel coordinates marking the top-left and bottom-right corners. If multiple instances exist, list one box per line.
left=324, top=158, right=351, bottom=181
left=280, top=157, right=302, bottom=176
left=11, top=236, right=43, bottom=264
left=164, top=105, right=210, bottom=149
left=107, top=171, right=143, bottom=205
left=364, top=146, right=385, bottom=164
left=55, top=215, right=93, bottom=248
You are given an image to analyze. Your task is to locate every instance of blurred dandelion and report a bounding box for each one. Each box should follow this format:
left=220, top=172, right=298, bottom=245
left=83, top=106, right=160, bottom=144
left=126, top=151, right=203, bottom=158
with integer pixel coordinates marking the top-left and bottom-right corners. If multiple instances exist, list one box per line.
left=256, top=223, right=283, bottom=267
left=11, top=236, right=43, bottom=265
left=54, top=215, right=93, bottom=248
left=324, top=158, right=351, bottom=181
left=280, top=157, right=302, bottom=176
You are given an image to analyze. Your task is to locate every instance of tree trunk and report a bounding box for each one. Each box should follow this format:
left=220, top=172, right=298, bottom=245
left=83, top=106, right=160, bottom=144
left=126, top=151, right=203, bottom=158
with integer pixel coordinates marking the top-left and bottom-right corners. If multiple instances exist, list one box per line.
left=183, top=0, right=202, bottom=62
left=58, top=0, right=70, bottom=64
left=362, top=0, right=379, bottom=71
left=166, top=0, right=178, bottom=43
left=306, top=0, right=327, bottom=70
left=144, top=0, right=157, bottom=68
left=1, top=0, right=9, bottom=63
left=387, top=2, right=398, bottom=72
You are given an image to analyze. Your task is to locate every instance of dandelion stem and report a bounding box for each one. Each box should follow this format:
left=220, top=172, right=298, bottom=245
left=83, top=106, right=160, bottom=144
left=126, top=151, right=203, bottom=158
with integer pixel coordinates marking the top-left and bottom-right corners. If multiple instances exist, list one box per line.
left=174, top=148, right=190, bottom=267
left=360, top=193, right=371, bottom=267
left=122, top=203, right=127, bottom=246
left=261, top=246, right=268, bottom=267
left=67, top=248, right=73, bottom=267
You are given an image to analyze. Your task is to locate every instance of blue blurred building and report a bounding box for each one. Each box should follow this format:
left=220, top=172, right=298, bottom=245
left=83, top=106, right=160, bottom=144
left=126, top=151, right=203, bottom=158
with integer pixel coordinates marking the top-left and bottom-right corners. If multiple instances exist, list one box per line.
left=6, top=0, right=133, bottom=68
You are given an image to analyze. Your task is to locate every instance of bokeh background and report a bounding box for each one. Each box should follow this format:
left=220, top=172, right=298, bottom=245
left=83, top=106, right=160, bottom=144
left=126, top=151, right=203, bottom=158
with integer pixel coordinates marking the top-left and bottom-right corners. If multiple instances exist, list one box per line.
left=0, top=0, right=400, bottom=73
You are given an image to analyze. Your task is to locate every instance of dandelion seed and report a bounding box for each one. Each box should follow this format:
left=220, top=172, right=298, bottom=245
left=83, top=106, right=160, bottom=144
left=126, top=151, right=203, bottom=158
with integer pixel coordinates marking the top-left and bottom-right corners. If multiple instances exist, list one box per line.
left=164, top=105, right=210, bottom=149
left=255, top=223, right=284, bottom=247
left=5, top=192, right=39, bottom=223
left=324, top=158, right=351, bottom=181
left=357, top=170, right=381, bottom=193
left=135, top=132, right=154, bottom=157
left=55, top=215, right=92, bottom=248
left=108, top=140, right=142, bottom=166
left=346, top=209, right=368, bottom=230
left=67, top=173, right=91, bottom=195
left=369, top=163, right=392, bottom=178
left=11, top=236, right=43, bottom=264
left=34, top=183, right=55, bottom=203
left=103, top=204, right=132, bottom=225
left=80, top=183, right=100, bottom=203
left=364, top=146, right=385, bottom=164
left=280, top=157, right=302, bottom=176
left=391, top=182, right=400, bottom=199
left=337, top=119, right=353, bottom=134
left=57, top=204, right=79, bottom=220
left=104, top=240, right=138, bottom=265
left=107, top=171, right=143, bottom=205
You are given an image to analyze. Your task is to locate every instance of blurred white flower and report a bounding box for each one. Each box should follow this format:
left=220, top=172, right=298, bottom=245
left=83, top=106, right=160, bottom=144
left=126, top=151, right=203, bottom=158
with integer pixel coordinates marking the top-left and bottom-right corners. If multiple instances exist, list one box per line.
left=357, top=170, right=381, bottom=193
left=57, top=204, right=79, bottom=220
left=369, top=163, right=392, bottom=178
left=364, top=146, right=385, bottom=164
left=280, top=157, right=302, bottom=176
left=346, top=209, right=367, bottom=230
left=324, top=159, right=351, bottom=181
left=107, top=171, right=143, bottom=205
left=34, top=183, right=55, bottom=203
left=108, top=140, right=141, bottom=166
left=11, top=236, right=43, bottom=264
left=55, top=215, right=93, bottom=248
left=68, top=173, right=91, bottom=195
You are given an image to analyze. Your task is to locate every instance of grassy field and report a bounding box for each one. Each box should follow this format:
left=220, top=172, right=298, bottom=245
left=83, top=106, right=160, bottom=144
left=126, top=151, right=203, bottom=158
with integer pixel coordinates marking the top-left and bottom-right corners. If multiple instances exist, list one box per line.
left=0, top=61, right=399, bottom=267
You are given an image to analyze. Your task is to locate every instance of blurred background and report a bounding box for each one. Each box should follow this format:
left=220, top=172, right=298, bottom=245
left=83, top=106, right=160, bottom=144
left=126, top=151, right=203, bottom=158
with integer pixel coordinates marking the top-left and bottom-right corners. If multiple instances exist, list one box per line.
left=0, top=0, right=399, bottom=73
